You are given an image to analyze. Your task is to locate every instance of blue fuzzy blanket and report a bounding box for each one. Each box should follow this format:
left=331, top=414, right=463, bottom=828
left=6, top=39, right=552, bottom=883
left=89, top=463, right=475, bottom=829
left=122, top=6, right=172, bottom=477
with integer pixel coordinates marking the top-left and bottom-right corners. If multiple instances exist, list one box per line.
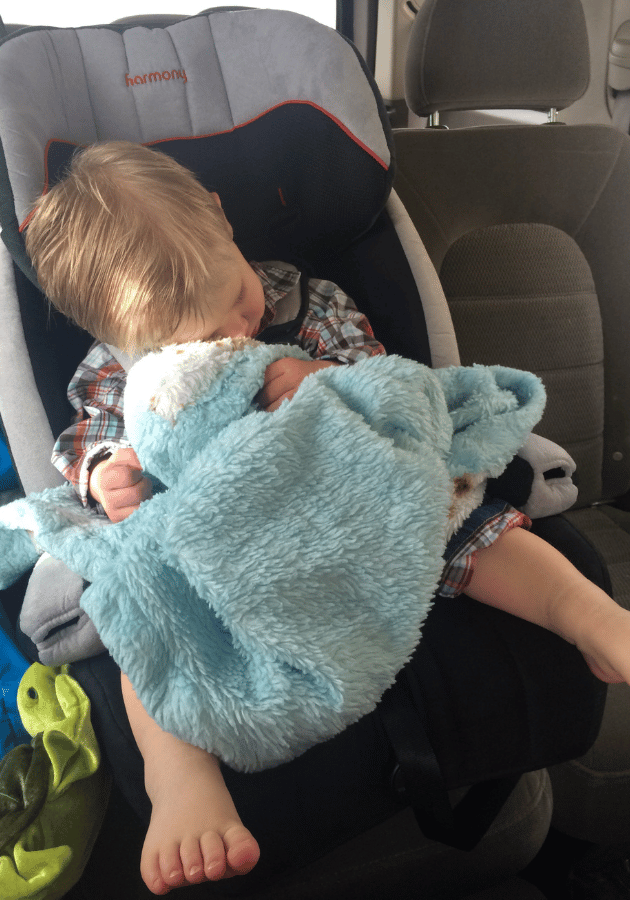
left=0, top=340, right=544, bottom=771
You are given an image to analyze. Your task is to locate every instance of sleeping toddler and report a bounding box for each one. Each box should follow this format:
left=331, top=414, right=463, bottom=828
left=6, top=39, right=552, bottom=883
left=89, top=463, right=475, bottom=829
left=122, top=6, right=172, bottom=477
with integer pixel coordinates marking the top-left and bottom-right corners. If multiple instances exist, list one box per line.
left=24, top=141, right=630, bottom=895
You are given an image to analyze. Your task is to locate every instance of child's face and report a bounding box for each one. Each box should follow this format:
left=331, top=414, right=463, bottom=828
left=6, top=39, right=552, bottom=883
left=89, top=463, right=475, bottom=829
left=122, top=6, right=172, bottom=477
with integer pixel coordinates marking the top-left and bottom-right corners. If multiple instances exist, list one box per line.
left=170, top=244, right=266, bottom=344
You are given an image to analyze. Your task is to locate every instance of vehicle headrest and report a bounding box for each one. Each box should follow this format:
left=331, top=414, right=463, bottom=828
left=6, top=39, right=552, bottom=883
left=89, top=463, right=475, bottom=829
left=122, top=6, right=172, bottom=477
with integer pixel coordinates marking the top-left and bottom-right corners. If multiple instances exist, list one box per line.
left=404, top=0, right=590, bottom=116
left=0, top=8, right=393, bottom=281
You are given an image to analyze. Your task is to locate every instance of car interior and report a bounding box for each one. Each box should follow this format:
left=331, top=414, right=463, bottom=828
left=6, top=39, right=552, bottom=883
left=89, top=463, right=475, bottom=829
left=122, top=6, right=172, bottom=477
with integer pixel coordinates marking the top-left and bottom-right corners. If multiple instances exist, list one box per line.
left=0, top=2, right=630, bottom=899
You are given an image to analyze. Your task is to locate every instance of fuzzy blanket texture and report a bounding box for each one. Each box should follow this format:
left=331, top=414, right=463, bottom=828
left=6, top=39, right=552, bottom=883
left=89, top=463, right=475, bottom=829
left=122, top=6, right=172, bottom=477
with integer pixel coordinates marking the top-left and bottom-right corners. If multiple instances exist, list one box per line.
left=0, top=340, right=545, bottom=771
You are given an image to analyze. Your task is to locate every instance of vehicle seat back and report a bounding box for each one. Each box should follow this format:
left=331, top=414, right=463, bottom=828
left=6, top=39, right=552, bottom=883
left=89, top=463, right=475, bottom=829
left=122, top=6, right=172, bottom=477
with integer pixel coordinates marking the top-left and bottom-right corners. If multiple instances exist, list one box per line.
left=394, top=0, right=630, bottom=843
left=394, top=0, right=630, bottom=513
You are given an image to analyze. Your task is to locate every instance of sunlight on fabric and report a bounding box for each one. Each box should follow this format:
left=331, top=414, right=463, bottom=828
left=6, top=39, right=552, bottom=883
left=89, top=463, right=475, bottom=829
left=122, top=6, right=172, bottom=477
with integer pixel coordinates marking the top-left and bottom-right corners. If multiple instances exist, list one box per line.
left=1, top=2, right=336, bottom=29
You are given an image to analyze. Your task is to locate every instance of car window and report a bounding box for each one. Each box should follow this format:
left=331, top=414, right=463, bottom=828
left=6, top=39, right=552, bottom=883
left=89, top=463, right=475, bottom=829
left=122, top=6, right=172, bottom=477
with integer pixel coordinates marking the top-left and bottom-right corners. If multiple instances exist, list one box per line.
left=0, top=1, right=337, bottom=29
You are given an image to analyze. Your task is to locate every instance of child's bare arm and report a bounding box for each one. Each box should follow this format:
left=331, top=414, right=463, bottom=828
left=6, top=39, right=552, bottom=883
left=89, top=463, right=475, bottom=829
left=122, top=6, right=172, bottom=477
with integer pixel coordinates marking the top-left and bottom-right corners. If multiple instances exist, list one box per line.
left=257, top=358, right=337, bottom=411
left=89, top=447, right=152, bottom=522
left=467, top=527, right=630, bottom=685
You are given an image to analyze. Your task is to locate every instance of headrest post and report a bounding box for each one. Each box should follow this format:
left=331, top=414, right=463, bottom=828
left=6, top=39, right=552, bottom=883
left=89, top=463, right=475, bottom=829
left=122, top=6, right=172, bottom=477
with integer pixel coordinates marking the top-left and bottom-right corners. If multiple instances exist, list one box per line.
left=547, top=108, right=559, bottom=123
left=428, top=112, right=448, bottom=129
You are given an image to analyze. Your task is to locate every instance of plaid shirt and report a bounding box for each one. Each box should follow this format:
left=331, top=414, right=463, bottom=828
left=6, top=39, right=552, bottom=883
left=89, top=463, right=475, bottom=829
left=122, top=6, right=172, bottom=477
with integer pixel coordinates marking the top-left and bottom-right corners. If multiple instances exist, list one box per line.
left=52, top=261, right=385, bottom=503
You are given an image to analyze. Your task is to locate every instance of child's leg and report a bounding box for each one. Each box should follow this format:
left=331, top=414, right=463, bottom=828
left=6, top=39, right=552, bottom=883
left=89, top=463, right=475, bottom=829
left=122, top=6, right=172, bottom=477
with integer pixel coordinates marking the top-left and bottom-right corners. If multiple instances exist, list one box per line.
left=466, top=526, right=630, bottom=685
left=121, top=673, right=260, bottom=895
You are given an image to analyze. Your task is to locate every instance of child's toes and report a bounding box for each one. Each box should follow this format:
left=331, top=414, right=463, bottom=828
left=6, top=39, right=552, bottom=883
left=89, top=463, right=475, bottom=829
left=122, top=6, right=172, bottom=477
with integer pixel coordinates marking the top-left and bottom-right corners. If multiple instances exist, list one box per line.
left=140, top=851, right=171, bottom=895
left=224, top=825, right=261, bottom=874
left=179, top=837, right=207, bottom=884
left=160, top=843, right=187, bottom=888
left=200, top=831, right=229, bottom=880
left=148, top=876, right=171, bottom=895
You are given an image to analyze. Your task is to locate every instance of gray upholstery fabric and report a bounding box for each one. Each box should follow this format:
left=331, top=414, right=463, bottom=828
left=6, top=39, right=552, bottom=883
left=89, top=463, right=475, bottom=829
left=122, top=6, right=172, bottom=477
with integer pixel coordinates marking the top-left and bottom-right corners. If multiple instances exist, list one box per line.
left=386, top=191, right=460, bottom=368
left=440, top=223, right=603, bottom=507
left=394, top=124, right=630, bottom=504
left=405, top=0, right=590, bottom=115
left=0, top=242, right=64, bottom=495
left=0, top=10, right=390, bottom=228
left=19, top=553, right=105, bottom=665
left=386, top=196, right=579, bottom=517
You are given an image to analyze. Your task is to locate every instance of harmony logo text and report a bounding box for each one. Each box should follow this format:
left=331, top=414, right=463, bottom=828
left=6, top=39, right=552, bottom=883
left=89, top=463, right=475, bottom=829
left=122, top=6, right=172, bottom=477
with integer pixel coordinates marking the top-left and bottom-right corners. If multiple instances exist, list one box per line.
left=125, top=69, right=187, bottom=86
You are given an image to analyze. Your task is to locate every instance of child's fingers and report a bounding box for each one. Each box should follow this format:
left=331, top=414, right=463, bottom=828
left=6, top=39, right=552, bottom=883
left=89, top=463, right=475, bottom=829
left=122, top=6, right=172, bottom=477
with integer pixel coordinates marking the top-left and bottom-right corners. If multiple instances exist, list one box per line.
left=103, top=478, right=152, bottom=520
left=91, top=449, right=145, bottom=495
left=264, top=394, right=293, bottom=412
left=257, top=358, right=335, bottom=411
left=103, top=448, right=143, bottom=483
left=259, top=375, right=297, bottom=412
left=256, top=359, right=290, bottom=409
left=91, top=459, right=152, bottom=521
left=111, top=478, right=152, bottom=507
left=109, top=465, right=147, bottom=490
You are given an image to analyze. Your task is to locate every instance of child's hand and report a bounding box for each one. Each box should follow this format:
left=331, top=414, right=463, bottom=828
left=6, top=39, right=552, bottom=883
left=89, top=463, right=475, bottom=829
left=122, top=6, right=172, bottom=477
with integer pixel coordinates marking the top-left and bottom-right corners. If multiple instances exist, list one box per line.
left=571, top=599, right=630, bottom=685
left=256, top=358, right=337, bottom=411
left=89, top=448, right=152, bottom=522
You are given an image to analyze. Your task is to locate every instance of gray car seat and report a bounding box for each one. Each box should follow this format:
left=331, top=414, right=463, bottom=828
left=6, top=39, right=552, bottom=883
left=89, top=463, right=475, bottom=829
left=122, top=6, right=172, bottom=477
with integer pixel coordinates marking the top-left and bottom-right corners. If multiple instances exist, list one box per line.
left=0, top=7, right=607, bottom=898
left=394, top=0, right=630, bottom=845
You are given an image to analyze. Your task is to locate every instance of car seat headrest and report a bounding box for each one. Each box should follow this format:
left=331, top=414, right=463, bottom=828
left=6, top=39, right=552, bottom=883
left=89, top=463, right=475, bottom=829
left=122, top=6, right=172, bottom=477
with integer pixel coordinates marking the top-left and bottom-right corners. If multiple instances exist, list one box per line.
left=0, top=8, right=393, bottom=281
left=404, top=0, right=590, bottom=117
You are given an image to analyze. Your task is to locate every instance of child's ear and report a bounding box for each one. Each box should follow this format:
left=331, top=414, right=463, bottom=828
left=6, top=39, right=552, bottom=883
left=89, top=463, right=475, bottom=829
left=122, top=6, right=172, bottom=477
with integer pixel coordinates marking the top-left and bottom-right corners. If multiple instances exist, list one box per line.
left=211, top=192, right=234, bottom=240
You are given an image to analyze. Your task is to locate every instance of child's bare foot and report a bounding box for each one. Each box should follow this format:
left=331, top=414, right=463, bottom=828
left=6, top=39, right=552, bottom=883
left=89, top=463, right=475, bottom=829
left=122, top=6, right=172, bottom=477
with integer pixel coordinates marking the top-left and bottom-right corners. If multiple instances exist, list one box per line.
left=140, top=736, right=260, bottom=894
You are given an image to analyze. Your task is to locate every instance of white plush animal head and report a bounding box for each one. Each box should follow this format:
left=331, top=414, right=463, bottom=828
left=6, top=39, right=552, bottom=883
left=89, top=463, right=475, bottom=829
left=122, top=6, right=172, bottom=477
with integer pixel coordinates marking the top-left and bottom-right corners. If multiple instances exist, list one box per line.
left=123, top=339, right=309, bottom=486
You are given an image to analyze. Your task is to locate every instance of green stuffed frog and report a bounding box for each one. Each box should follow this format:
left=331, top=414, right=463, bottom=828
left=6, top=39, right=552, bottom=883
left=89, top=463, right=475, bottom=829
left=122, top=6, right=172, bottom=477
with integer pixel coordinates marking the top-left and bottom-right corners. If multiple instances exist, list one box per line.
left=0, top=663, right=109, bottom=900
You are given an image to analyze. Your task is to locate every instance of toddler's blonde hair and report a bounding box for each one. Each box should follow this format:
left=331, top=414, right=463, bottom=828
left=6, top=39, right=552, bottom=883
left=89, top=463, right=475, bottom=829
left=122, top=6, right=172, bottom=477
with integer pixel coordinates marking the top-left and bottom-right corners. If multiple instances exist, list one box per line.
left=24, top=140, right=235, bottom=352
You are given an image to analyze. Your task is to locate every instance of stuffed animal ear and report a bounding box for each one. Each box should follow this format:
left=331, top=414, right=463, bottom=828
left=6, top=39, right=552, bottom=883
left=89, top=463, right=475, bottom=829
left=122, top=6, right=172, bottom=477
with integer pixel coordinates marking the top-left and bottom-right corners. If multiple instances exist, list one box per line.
left=517, top=433, right=578, bottom=518
left=486, top=434, right=578, bottom=518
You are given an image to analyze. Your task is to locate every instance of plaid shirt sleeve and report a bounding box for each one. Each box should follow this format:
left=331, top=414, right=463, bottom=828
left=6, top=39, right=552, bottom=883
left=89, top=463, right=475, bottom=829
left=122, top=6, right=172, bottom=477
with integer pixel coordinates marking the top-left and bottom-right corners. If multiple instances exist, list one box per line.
left=438, top=506, right=531, bottom=598
left=297, top=277, right=386, bottom=363
left=51, top=342, right=130, bottom=505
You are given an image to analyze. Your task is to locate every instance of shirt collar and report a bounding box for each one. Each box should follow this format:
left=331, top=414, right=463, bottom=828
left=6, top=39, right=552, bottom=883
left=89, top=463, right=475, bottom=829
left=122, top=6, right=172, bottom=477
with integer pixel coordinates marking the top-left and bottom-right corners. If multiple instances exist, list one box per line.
left=250, top=261, right=301, bottom=333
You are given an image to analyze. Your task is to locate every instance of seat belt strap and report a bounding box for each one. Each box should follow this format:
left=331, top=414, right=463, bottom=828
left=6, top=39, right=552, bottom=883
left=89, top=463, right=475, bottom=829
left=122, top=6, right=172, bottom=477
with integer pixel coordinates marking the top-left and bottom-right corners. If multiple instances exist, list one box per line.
left=379, top=664, right=519, bottom=851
